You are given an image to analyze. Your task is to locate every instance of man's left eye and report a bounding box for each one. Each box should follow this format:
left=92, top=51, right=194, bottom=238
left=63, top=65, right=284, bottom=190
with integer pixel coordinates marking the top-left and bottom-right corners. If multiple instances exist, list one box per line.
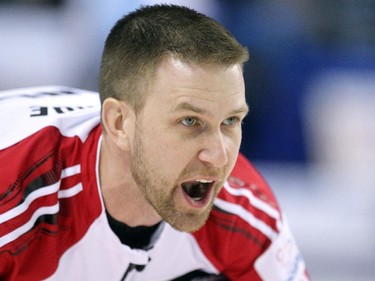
left=222, top=117, right=239, bottom=126
left=181, top=117, right=198, bottom=127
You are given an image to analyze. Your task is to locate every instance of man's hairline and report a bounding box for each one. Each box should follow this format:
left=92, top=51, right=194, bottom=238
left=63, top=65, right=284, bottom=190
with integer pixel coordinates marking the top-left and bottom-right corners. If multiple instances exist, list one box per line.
left=101, top=55, right=247, bottom=113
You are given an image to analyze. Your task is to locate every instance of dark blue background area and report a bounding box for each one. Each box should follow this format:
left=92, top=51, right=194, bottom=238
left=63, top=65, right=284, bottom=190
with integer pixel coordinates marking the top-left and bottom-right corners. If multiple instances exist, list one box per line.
left=215, top=0, right=375, bottom=163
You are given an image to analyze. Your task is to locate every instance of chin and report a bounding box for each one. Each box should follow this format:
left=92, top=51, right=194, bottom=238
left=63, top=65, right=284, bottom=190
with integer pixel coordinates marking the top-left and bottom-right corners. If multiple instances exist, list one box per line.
left=173, top=223, right=205, bottom=233
left=168, top=212, right=210, bottom=233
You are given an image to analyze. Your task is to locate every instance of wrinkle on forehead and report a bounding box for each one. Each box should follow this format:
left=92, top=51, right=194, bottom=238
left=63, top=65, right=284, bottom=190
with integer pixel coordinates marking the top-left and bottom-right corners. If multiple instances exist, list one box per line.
left=172, top=100, right=249, bottom=117
left=146, top=57, right=246, bottom=111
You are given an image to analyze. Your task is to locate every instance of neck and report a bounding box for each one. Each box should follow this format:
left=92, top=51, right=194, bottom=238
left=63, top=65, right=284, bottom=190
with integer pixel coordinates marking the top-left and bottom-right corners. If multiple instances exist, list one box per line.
left=99, top=135, right=161, bottom=227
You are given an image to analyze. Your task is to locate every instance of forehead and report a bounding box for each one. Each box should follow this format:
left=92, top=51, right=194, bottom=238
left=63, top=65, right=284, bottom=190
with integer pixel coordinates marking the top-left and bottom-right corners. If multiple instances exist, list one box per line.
left=145, top=57, right=246, bottom=114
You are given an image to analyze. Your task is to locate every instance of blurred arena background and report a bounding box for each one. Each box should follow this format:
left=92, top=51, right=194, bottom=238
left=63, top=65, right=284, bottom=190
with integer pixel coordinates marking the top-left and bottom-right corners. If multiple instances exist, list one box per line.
left=1, top=0, right=374, bottom=280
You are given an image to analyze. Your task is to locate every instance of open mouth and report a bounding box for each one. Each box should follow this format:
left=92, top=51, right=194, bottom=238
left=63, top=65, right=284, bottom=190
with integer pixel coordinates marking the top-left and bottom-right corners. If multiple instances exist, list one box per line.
left=181, top=179, right=214, bottom=203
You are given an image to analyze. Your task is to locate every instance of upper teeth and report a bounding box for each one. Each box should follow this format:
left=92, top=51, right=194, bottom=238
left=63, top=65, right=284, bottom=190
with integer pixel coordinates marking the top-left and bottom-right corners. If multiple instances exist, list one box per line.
left=196, top=179, right=213, bottom=183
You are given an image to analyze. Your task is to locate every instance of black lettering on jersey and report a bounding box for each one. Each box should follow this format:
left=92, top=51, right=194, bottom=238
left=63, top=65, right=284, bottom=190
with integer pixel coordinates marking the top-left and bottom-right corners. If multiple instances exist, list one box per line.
left=0, top=89, right=80, bottom=101
left=30, top=106, right=48, bottom=117
left=29, top=105, right=94, bottom=117
left=53, top=107, right=75, bottom=114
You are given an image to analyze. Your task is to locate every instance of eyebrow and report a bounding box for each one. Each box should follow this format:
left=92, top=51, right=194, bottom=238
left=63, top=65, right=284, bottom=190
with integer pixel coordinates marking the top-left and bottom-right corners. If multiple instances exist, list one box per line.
left=174, top=102, right=249, bottom=116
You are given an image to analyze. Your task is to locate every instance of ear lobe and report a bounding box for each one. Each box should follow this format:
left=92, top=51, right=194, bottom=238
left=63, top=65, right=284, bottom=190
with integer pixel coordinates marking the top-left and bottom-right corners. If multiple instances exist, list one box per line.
left=101, top=98, right=133, bottom=151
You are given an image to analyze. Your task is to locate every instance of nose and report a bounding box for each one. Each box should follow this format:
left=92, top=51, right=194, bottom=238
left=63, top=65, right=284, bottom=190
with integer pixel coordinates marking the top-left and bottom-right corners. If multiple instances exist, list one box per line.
left=198, top=131, right=229, bottom=168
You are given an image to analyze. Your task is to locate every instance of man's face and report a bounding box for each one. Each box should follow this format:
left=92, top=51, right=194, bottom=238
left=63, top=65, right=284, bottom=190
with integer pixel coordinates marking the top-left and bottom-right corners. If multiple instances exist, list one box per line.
left=130, top=58, right=248, bottom=232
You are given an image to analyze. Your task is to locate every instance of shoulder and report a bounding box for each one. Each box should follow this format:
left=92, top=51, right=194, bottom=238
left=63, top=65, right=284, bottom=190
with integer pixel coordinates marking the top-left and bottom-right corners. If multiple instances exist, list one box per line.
left=192, top=153, right=310, bottom=280
left=0, top=86, right=101, bottom=149
left=0, top=85, right=100, bottom=109
left=213, top=152, right=281, bottom=245
left=224, top=153, right=280, bottom=212
left=192, top=153, right=280, bottom=270
left=0, top=121, right=103, bottom=280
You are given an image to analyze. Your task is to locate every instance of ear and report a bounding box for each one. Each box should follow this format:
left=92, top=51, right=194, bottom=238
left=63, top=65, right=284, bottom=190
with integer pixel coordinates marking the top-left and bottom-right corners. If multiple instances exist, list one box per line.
left=101, top=98, right=134, bottom=151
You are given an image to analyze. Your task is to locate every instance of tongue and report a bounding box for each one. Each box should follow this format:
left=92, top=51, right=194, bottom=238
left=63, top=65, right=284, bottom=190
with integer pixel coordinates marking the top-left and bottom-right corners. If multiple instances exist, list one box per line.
left=182, top=182, right=208, bottom=201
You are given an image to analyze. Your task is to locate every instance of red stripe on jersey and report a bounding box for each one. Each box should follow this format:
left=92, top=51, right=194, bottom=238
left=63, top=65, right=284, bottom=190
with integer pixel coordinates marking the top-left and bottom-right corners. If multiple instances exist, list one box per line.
left=218, top=183, right=280, bottom=234
left=192, top=153, right=283, bottom=280
left=230, top=154, right=280, bottom=211
left=0, top=134, right=62, bottom=210
left=210, top=206, right=269, bottom=251
left=0, top=125, right=102, bottom=281
left=216, top=153, right=282, bottom=235
left=193, top=208, right=267, bottom=281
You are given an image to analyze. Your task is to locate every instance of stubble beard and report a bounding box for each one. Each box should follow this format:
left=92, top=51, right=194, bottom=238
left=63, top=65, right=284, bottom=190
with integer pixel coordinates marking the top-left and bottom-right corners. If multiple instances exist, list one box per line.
left=130, top=129, right=217, bottom=233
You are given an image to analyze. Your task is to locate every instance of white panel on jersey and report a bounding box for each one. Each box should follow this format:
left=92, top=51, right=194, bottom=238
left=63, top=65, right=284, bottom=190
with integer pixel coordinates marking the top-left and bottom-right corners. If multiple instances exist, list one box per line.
left=128, top=224, right=220, bottom=281
left=254, top=216, right=308, bottom=281
left=0, top=86, right=101, bottom=149
left=45, top=211, right=151, bottom=281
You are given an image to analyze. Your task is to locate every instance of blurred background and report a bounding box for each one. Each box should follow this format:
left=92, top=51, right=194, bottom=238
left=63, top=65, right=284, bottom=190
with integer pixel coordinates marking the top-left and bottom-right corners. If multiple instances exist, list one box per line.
left=1, top=0, right=374, bottom=280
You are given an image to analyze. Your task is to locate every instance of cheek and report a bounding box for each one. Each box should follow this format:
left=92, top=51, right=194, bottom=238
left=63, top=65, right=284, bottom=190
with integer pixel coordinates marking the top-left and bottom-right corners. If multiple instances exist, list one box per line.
left=229, top=144, right=240, bottom=164
left=225, top=132, right=242, bottom=163
left=142, top=129, right=189, bottom=176
left=226, top=129, right=242, bottom=150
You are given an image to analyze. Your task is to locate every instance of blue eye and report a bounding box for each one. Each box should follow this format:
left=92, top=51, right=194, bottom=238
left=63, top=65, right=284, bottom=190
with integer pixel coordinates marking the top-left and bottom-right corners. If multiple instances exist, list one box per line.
left=181, top=117, right=198, bottom=127
left=223, top=117, right=239, bottom=126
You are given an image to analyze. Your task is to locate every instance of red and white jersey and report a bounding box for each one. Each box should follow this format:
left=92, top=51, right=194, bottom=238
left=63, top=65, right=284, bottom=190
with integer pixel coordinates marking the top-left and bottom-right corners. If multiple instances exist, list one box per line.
left=0, top=86, right=309, bottom=281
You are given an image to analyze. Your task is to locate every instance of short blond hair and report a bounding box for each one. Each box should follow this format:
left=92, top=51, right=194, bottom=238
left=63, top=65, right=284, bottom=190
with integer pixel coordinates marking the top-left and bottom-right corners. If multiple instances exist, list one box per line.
left=99, top=4, right=249, bottom=113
